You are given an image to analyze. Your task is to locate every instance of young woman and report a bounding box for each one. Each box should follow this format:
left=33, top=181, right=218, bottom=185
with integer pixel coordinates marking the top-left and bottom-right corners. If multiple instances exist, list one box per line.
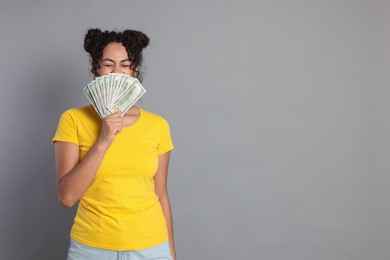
left=52, top=28, right=176, bottom=260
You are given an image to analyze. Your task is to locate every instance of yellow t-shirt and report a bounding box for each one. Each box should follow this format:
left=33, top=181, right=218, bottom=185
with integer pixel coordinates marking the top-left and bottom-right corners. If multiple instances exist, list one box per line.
left=52, top=105, right=174, bottom=250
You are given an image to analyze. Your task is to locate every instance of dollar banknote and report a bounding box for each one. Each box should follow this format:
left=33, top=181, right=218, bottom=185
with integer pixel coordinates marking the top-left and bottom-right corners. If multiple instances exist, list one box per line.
left=83, top=73, right=146, bottom=118
left=107, top=79, right=146, bottom=116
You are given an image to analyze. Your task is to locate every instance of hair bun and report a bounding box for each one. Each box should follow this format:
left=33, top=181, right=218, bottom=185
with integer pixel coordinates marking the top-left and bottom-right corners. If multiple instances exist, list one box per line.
left=84, top=28, right=103, bottom=54
left=123, top=30, right=150, bottom=49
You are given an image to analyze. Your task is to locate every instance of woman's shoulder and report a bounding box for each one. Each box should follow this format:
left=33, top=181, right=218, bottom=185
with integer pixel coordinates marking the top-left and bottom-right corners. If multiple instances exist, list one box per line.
left=61, top=105, right=96, bottom=117
left=140, top=108, right=170, bottom=125
left=140, top=108, right=169, bottom=126
left=57, top=105, right=99, bottom=125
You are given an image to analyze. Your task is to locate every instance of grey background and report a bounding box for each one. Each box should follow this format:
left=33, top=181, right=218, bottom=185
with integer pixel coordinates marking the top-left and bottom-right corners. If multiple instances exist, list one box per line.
left=0, top=0, right=389, bottom=259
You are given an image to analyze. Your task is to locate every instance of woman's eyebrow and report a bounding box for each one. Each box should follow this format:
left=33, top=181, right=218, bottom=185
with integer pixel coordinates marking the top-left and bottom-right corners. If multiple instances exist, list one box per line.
left=101, top=58, right=115, bottom=63
left=101, top=58, right=130, bottom=63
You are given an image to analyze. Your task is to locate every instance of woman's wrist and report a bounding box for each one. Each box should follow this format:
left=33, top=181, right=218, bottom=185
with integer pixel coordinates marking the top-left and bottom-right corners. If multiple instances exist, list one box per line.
left=94, top=139, right=111, bottom=152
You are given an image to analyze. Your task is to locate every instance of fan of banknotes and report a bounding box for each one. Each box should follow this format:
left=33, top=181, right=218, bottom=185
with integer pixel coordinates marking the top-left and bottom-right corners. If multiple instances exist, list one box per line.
left=83, top=73, right=146, bottom=118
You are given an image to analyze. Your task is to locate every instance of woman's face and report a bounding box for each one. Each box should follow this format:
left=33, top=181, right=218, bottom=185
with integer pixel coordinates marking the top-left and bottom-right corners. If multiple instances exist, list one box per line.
left=97, top=42, right=134, bottom=77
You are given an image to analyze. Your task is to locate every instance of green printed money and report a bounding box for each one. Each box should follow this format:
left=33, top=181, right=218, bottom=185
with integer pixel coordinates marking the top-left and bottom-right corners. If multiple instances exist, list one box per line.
left=107, top=79, right=146, bottom=116
left=83, top=74, right=146, bottom=118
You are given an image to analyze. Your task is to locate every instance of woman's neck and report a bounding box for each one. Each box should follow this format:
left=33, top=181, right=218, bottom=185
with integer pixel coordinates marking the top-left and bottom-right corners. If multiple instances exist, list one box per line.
left=122, top=106, right=140, bottom=127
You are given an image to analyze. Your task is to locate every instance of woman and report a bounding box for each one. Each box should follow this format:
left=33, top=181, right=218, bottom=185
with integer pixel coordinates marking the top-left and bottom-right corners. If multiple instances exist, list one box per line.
left=52, top=28, right=176, bottom=260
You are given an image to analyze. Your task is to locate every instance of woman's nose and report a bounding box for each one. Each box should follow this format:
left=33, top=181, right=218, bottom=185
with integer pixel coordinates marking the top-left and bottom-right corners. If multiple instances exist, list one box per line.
left=112, top=65, right=121, bottom=73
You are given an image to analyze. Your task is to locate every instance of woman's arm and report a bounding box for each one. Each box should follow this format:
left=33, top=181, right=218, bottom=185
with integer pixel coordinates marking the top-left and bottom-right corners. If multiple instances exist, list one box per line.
left=154, top=152, right=176, bottom=260
left=55, top=112, right=123, bottom=208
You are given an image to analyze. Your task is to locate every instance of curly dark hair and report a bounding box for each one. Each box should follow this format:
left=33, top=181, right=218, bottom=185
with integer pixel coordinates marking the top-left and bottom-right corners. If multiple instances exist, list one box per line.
left=84, top=28, right=150, bottom=81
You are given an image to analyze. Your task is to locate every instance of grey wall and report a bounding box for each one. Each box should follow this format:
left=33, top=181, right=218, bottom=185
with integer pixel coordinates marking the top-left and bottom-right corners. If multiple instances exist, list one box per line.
left=1, top=0, right=389, bottom=259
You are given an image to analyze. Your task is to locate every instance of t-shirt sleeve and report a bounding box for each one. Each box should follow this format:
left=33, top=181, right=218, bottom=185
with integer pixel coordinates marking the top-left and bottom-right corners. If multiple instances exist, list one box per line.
left=157, top=117, right=174, bottom=155
left=52, top=109, right=79, bottom=145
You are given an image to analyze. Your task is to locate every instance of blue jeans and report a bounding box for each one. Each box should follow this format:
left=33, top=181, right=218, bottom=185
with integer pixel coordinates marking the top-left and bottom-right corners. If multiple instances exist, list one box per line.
left=67, top=239, right=173, bottom=260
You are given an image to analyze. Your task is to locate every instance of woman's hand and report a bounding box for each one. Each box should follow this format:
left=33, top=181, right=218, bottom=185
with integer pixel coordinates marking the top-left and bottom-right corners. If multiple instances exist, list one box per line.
left=97, top=112, right=123, bottom=148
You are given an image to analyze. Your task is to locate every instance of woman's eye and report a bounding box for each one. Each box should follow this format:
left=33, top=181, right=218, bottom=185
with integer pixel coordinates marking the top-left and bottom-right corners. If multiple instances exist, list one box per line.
left=102, top=64, right=113, bottom=67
